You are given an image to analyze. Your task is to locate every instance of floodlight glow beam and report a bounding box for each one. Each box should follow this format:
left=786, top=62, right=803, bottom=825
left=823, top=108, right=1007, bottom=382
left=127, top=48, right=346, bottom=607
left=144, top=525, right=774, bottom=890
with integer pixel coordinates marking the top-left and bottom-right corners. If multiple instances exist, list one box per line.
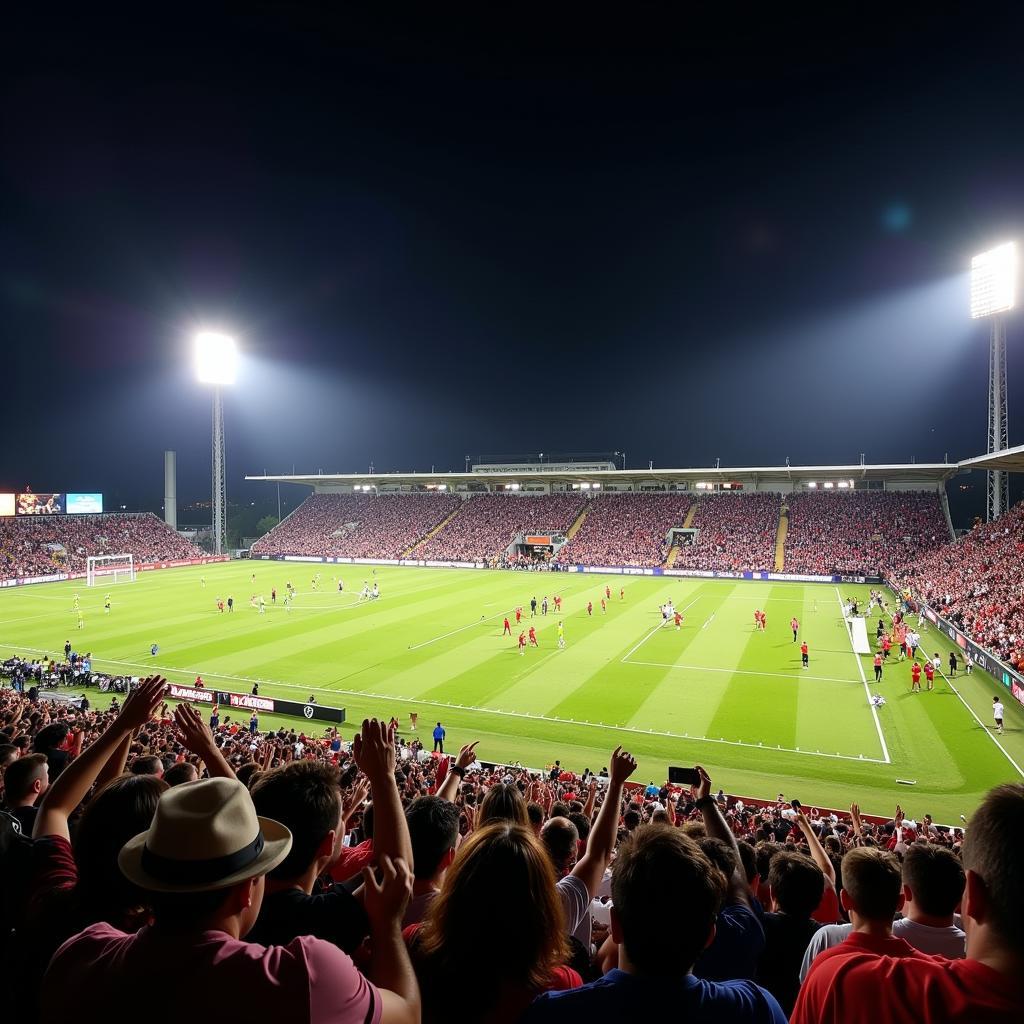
left=970, top=242, right=1017, bottom=319
left=194, top=331, right=239, bottom=385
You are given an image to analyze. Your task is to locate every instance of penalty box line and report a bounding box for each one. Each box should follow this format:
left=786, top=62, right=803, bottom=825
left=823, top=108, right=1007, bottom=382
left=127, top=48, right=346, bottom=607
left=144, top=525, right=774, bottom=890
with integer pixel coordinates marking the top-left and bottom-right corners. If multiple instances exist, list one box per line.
left=623, top=660, right=859, bottom=687
left=0, top=642, right=887, bottom=766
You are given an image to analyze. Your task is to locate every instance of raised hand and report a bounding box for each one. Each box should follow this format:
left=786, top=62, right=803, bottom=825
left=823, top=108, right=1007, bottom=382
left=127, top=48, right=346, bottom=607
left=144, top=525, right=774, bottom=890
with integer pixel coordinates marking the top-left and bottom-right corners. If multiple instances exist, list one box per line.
left=694, top=764, right=712, bottom=802
left=608, top=746, right=638, bottom=786
left=117, top=676, right=167, bottom=731
left=455, top=740, right=480, bottom=770
left=173, top=702, right=216, bottom=754
left=342, top=777, right=371, bottom=822
left=361, top=854, right=413, bottom=928
left=352, top=718, right=396, bottom=782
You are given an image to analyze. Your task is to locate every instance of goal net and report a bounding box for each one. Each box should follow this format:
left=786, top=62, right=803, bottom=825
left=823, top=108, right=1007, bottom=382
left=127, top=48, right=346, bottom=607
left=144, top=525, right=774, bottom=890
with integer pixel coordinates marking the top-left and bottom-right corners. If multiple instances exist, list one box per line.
left=86, top=554, right=136, bottom=586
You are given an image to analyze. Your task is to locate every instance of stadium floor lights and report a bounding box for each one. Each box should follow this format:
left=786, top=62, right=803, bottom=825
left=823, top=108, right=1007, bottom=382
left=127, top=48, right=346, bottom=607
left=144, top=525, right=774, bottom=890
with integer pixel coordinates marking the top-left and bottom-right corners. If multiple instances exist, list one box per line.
left=194, top=331, right=238, bottom=555
left=971, top=243, right=1017, bottom=522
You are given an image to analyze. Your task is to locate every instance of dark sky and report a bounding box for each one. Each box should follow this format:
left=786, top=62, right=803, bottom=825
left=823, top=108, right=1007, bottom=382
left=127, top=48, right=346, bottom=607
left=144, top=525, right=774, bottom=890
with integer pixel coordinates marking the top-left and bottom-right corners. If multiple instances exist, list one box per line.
left=4, top=6, right=1024, bottom=513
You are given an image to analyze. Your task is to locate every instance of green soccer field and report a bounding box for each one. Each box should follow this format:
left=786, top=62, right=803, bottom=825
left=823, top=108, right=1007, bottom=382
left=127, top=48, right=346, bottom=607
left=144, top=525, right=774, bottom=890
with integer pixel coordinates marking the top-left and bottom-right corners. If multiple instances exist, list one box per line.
left=2, top=562, right=1021, bottom=821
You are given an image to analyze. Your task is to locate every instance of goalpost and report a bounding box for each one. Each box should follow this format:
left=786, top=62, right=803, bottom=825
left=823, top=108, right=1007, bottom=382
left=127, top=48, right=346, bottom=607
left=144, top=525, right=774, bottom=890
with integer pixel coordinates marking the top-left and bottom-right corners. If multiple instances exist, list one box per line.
left=86, top=554, right=137, bottom=587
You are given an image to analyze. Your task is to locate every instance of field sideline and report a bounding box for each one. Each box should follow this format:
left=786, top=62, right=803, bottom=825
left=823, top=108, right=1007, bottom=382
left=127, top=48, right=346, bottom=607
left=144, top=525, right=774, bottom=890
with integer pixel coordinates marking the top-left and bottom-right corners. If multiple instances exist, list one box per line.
left=2, top=562, right=1021, bottom=820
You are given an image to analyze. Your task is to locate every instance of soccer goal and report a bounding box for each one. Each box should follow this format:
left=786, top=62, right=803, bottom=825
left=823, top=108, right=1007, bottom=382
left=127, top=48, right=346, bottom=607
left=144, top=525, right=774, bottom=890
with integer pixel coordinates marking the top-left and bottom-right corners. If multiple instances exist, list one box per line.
left=86, top=554, right=137, bottom=586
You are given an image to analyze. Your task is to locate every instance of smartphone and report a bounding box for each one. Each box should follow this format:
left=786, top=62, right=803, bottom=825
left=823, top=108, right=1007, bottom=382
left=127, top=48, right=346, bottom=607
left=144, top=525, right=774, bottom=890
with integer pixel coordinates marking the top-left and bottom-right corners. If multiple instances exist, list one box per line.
left=668, top=766, right=701, bottom=786
left=791, top=799, right=802, bottom=810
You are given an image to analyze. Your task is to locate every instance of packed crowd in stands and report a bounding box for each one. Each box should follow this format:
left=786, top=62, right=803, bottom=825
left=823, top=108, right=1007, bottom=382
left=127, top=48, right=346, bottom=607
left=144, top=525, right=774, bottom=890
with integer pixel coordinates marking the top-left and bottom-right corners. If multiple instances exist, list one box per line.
left=250, top=493, right=462, bottom=561
left=1, top=682, right=1019, bottom=1023
left=672, top=492, right=781, bottom=573
left=891, top=498, right=1024, bottom=670
left=555, top=493, right=690, bottom=567
left=416, top=494, right=585, bottom=564
left=783, top=491, right=948, bottom=577
left=0, top=514, right=203, bottom=582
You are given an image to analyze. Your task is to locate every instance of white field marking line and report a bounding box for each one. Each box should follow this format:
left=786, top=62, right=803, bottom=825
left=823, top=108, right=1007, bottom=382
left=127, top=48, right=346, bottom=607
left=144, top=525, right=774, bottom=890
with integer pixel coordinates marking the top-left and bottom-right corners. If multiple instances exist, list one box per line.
left=835, top=586, right=891, bottom=764
left=0, top=611, right=61, bottom=626
left=0, top=643, right=885, bottom=764
left=619, top=595, right=702, bottom=664
left=701, top=613, right=716, bottom=630
left=624, top=661, right=857, bottom=686
left=510, top=646, right=562, bottom=679
left=880, top=600, right=1024, bottom=779
left=408, top=607, right=516, bottom=651
left=716, top=595, right=811, bottom=603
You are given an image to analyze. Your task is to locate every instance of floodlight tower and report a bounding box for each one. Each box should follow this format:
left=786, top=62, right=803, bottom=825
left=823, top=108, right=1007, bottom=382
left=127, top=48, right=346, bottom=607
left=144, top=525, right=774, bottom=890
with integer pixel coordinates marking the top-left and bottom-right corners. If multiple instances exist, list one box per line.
left=970, top=242, right=1017, bottom=522
left=195, top=331, right=238, bottom=555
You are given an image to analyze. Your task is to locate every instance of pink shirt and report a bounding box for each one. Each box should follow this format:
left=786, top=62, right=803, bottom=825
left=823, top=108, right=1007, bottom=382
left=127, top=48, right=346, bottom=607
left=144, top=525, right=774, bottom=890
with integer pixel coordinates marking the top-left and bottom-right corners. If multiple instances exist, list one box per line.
left=42, top=922, right=382, bottom=1024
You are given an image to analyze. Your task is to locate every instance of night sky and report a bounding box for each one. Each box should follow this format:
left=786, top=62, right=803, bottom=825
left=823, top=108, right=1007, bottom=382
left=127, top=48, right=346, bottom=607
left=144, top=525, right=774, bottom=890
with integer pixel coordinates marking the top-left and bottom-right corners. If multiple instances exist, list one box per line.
left=4, top=7, right=1024, bottom=517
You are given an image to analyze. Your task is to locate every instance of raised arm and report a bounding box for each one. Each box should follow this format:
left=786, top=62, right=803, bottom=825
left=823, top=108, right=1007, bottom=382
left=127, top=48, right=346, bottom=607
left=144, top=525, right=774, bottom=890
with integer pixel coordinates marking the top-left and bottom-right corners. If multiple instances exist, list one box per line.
left=572, top=746, right=636, bottom=897
left=583, top=776, right=598, bottom=820
left=435, top=741, right=478, bottom=804
left=694, top=764, right=750, bottom=907
left=33, top=676, right=167, bottom=841
left=173, top=703, right=235, bottom=779
left=794, top=810, right=836, bottom=887
left=353, top=718, right=413, bottom=868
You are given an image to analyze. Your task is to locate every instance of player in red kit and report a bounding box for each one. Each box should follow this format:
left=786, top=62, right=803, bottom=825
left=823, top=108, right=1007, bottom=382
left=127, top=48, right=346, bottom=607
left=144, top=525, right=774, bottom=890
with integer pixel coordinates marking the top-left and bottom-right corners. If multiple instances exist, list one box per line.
left=674, top=611, right=682, bottom=630
left=600, top=598, right=606, bottom=614
left=528, top=626, right=538, bottom=647
left=911, top=661, right=922, bottom=692
left=518, top=631, right=527, bottom=655
left=587, top=601, right=593, bottom=616
left=760, top=611, right=767, bottom=631
left=554, top=595, right=562, bottom=612
left=503, top=617, right=512, bottom=636
left=515, top=607, right=522, bottom=624
left=605, top=585, right=611, bottom=600
left=924, top=659, right=935, bottom=691
left=790, top=616, right=799, bottom=642
left=800, top=641, right=809, bottom=668
left=754, top=609, right=761, bottom=629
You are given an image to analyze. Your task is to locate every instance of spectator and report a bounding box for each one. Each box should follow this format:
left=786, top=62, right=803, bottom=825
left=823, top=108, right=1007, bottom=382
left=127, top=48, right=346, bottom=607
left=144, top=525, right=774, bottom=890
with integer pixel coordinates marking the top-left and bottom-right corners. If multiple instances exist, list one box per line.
left=408, top=822, right=583, bottom=1023
left=792, top=784, right=1023, bottom=1023
left=404, top=796, right=460, bottom=926
left=524, top=825, right=786, bottom=1024
left=1, top=752, right=48, bottom=835
left=42, top=774, right=421, bottom=1024
left=163, top=761, right=198, bottom=787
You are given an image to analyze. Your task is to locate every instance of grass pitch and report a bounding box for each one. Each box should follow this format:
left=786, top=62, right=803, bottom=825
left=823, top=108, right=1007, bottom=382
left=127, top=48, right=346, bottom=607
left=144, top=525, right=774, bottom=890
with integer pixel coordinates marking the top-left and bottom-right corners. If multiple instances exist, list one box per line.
left=2, top=562, right=1021, bottom=820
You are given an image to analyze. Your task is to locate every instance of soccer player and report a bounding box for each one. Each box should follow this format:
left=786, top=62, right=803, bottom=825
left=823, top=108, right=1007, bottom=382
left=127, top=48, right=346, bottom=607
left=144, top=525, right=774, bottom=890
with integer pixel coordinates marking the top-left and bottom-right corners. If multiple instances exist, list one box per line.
left=948, top=650, right=958, bottom=676
left=518, top=630, right=527, bottom=656
left=216, top=598, right=224, bottom=613
left=530, top=597, right=537, bottom=617
left=933, top=651, right=942, bottom=673
left=227, top=596, right=234, bottom=612
left=754, top=609, right=761, bottom=630
left=800, top=640, right=809, bottom=669
left=528, top=625, right=538, bottom=647
left=515, top=606, right=523, bottom=624
left=150, top=642, right=159, bottom=656
left=283, top=594, right=292, bottom=613
left=553, top=595, right=562, bottom=612
left=619, top=586, right=625, bottom=601
left=882, top=634, right=892, bottom=660
left=73, top=594, right=80, bottom=611
left=104, top=594, right=111, bottom=614
left=557, top=620, right=565, bottom=648
left=873, top=652, right=883, bottom=682
left=371, top=581, right=379, bottom=599
left=760, top=610, right=767, bottom=631
left=258, top=595, right=266, bottom=615
left=674, top=610, right=683, bottom=630
left=503, top=616, right=512, bottom=636
left=200, top=577, right=206, bottom=588
left=605, top=585, right=611, bottom=600
left=790, top=616, right=799, bottom=642
left=911, top=661, right=922, bottom=693
left=337, top=578, right=344, bottom=592
left=271, top=587, right=276, bottom=604
left=77, top=611, right=84, bottom=630
left=992, top=695, right=1004, bottom=734
left=924, top=659, right=935, bottom=691
left=541, top=596, right=548, bottom=616
left=587, top=600, right=593, bottom=616
left=600, top=598, right=606, bottom=614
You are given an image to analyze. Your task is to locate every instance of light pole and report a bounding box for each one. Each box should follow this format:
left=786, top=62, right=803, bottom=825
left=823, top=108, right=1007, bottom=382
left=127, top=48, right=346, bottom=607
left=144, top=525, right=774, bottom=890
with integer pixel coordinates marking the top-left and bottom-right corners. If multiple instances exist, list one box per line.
left=970, top=242, right=1017, bottom=521
left=195, top=331, right=238, bottom=555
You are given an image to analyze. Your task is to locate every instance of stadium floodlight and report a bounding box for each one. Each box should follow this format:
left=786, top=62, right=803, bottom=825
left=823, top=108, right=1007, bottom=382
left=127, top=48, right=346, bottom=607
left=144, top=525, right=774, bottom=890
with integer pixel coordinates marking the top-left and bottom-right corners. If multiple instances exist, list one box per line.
left=193, top=330, right=238, bottom=555
left=970, top=243, right=1016, bottom=521
left=195, top=331, right=238, bottom=385
left=970, top=242, right=1016, bottom=319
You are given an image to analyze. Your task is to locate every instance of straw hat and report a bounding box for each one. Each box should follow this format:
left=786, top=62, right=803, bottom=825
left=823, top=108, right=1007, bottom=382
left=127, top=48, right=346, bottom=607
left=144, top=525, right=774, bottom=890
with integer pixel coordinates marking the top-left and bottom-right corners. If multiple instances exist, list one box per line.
left=119, top=777, right=292, bottom=893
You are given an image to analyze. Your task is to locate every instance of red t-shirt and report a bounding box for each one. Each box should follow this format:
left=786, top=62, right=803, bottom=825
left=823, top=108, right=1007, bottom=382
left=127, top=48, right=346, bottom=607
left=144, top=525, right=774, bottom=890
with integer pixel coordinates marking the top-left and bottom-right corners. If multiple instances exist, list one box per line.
left=810, top=882, right=841, bottom=925
left=792, top=946, right=1020, bottom=1024
left=330, top=840, right=374, bottom=882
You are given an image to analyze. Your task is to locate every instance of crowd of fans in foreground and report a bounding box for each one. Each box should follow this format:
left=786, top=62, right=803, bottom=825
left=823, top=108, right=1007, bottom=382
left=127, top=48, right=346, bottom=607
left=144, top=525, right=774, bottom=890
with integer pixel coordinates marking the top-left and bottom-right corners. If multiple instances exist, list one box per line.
left=783, top=490, right=948, bottom=577
left=250, top=493, right=462, bottom=561
left=1, top=684, right=1019, bottom=1023
left=555, top=493, right=690, bottom=567
left=891, top=498, right=1024, bottom=671
left=0, top=513, right=203, bottom=581
left=672, top=492, right=781, bottom=573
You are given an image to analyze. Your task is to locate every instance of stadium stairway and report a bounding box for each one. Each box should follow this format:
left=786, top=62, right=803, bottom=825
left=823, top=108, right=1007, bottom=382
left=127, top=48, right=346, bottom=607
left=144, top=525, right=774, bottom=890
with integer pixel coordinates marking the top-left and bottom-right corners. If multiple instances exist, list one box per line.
left=682, top=503, right=697, bottom=529
left=565, top=507, right=588, bottom=541
left=665, top=543, right=680, bottom=567
left=403, top=505, right=463, bottom=557
left=774, top=504, right=788, bottom=571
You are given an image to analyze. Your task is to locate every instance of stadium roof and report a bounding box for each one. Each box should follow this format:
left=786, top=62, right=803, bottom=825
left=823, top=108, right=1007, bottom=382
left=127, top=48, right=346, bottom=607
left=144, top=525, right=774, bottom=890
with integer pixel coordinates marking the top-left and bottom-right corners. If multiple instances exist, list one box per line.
left=246, top=461, right=961, bottom=488
left=956, top=443, right=1024, bottom=475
